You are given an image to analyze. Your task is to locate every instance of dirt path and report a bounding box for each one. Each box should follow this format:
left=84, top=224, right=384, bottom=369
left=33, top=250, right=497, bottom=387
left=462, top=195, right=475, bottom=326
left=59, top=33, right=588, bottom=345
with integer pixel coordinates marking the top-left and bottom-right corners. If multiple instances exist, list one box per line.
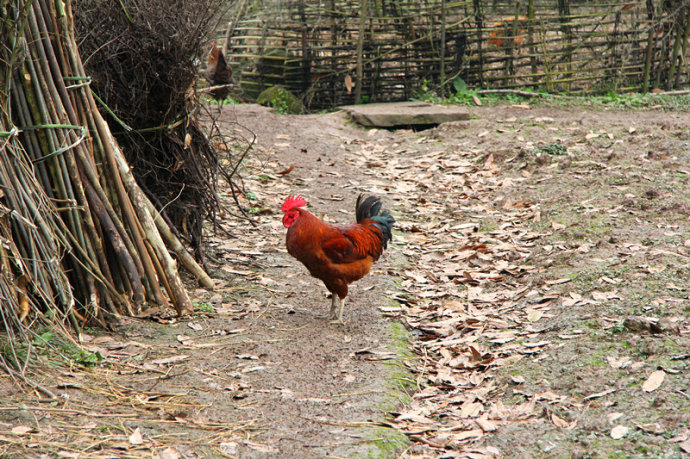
left=200, top=104, right=409, bottom=457
left=1, top=102, right=688, bottom=458
left=0, top=104, right=409, bottom=458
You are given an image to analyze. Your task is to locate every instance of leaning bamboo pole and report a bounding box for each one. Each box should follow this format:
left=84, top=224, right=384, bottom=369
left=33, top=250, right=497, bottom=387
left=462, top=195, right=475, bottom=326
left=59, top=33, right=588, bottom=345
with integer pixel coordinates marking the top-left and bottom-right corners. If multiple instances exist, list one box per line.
left=666, top=6, right=688, bottom=90
left=0, top=0, right=210, bottom=326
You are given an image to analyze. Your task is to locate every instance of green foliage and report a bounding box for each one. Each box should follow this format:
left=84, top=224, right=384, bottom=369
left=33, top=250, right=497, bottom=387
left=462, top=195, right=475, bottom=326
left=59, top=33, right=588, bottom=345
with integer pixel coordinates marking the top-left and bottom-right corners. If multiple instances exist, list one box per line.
left=1, top=329, right=102, bottom=369
left=256, top=85, right=305, bottom=114
left=448, top=77, right=479, bottom=104
left=412, top=79, right=690, bottom=111
left=366, top=427, right=410, bottom=458
left=453, top=76, right=467, bottom=93
left=415, top=77, right=539, bottom=106
left=73, top=349, right=103, bottom=366
left=590, top=91, right=690, bottom=109
left=254, top=174, right=272, bottom=182
left=194, top=302, right=215, bottom=313
left=414, top=79, right=435, bottom=100
left=532, top=141, right=567, bottom=156
left=207, top=95, right=239, bottom=106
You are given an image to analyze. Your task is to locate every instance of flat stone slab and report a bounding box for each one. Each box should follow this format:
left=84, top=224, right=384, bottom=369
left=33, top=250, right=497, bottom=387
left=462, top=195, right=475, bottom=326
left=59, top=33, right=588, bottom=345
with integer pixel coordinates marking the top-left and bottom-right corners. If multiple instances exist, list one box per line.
left=340, top=101, right=469, bottom=128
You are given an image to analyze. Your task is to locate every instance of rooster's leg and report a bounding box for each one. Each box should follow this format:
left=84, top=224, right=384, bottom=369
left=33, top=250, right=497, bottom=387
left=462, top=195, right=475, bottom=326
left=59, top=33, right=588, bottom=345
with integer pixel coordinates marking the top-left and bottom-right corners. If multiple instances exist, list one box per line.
left=337, top=297, right=346, bottom=322
left=328, top=295, right=339, bottom=320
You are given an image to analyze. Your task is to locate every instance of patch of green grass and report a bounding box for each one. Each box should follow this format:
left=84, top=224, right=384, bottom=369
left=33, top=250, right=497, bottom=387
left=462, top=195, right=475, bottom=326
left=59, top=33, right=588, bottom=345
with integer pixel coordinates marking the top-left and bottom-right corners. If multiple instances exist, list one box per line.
left=592, top=91, right=690, bottom=110
left=583, top=352, right=607, bottom=368
left=412, top=83, right=690, bottom=111
left=205, top=96, right=239, bottom=106
left=1, top=329, right=102, bottom=370
left=365, top=427, right=410, bottom=459
left=532, top=141, right=567, bottom=157
left=387, top=320, right=414, bottom=360
left=567, top=264, right=632, bottom=293
left=354, top=318, right=414, bottom=458
left=194, top=302, right=215, bottom=313
left=478, top=218, right=499, bottom=233
left=584, top=319, right=601, bottom=330
left=254, top=174, right=272, bottom=182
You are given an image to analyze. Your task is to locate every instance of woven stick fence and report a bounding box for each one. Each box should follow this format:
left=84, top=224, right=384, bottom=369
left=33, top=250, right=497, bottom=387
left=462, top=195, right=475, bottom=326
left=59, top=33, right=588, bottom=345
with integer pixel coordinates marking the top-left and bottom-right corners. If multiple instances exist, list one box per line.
left=225, top=0, right=690, bottom=109
left=0, top=0, right=213, bottom=352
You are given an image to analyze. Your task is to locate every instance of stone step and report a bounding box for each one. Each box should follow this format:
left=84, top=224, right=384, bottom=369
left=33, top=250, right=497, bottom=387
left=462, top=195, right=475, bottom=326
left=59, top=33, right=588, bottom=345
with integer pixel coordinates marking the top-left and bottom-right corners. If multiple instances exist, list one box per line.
left=340, top=101, right=469, bottom=128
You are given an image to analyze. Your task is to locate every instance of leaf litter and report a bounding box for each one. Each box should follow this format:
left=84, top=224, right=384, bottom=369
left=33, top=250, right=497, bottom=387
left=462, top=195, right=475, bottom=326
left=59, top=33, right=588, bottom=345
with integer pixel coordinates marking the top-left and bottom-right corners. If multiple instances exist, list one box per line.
left=383, top=105, right=690, bottom=458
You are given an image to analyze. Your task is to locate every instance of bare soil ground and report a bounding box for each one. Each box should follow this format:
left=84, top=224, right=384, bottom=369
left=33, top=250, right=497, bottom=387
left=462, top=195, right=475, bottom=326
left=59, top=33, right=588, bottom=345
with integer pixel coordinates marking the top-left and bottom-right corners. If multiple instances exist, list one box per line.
left=1, top=102, right=689, bottom=458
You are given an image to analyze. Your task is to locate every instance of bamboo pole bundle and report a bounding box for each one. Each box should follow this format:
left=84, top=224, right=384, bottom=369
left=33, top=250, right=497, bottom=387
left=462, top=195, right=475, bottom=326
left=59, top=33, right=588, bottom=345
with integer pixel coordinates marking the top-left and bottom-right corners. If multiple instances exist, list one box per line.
left=0, top=0, right=213, bottom=334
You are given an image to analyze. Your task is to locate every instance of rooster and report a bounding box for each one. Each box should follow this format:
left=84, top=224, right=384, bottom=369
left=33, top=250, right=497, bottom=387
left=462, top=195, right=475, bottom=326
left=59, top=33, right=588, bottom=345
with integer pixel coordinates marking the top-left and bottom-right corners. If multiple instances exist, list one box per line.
left=204, top=42, right=232, bottom=103
left=281, top=194, right=394, bottom=322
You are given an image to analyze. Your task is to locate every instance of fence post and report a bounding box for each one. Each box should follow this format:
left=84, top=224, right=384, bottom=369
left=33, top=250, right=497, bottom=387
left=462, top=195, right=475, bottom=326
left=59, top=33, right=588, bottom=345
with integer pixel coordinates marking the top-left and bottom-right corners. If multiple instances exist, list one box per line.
left=642, top=0, right=655, bottom=92
left=329, top=0, right=337, bottom=105
left=666, top=5, right=689, bottom=89
left=440, top=0, right=446, bottom=97
left=355, top=0, right=369, bottom=104
left=473, top=0, right=484, bottom=88
left=299, top=0, right=311, bottom=93
left=528, top=0, right=536, bottom=84
left=679, top=7, right=690, bottom=88
left=557, top=0, right=572, bottom=91
left=506, top=1, right=521, bottom=85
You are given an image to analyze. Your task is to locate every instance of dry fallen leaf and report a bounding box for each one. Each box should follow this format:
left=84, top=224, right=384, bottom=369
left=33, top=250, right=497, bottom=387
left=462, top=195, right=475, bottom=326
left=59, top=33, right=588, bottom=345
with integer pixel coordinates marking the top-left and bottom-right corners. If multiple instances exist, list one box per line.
left=277, top=165, right=295, bottom=175
left=583, top=388, right=616, bottom=401
left=607, top=412, right=624, bottom=424
left=610, top=425, right=629, bottom=439
left=219, top=442, right=238, bottom=455
left=150, top=355, right=190, bottom=366
left=526, top=308, right=543, bottom=322
left=11, top=425, right=32, bottom=435
left=607, top=355, right=632, bottom=369
left=129, top=427, right=144, bottom=445
left=187, top=322, right=203, bottom=331
left=157, top=447, right=182, bottom=459
left=545, top=277, right=571, bottom=285
left=551, top=413, right=576, bottom=429
left=510, top=375, right=525, bottom=384
left=460, top=401, right=483, bottom=418
left=551, top=221, right=566, bottom=230
left=636, top=422, right=665, bottom=434
left=243, top=440, right=279, bottom=454
left=344, top=74, right=354, bottom=93
left=680, top=438, right=690, bottom=454
left=475, top=417, right=497, bottom=432
left=642, top=370, right=665, bottom=392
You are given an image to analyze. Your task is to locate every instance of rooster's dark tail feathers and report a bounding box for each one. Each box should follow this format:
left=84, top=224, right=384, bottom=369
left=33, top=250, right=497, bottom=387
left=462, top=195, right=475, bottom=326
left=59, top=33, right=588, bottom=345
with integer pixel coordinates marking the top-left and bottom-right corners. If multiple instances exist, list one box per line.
left=356, top=195, right=395, bottom=249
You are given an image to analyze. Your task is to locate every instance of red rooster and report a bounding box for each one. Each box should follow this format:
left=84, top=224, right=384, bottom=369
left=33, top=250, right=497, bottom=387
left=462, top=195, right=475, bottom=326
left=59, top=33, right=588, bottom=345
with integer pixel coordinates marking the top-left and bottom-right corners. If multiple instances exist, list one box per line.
left=281, top=194, right=394, bottom=322
left=205, top=43, right=233, bottom=102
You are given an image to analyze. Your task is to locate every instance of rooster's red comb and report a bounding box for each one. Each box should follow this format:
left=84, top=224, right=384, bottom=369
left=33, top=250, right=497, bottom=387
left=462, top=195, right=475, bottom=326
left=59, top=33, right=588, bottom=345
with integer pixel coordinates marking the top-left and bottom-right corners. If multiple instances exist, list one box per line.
left=281, top=195, right=307, bottom=212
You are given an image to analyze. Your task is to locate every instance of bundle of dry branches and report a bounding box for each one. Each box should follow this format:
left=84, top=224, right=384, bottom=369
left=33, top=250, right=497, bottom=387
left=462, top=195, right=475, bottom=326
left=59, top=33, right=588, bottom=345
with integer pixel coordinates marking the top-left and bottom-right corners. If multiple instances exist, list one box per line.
left=0, top=0, right=213, bottom=343
left=73, top=0, right=229, bottom=261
